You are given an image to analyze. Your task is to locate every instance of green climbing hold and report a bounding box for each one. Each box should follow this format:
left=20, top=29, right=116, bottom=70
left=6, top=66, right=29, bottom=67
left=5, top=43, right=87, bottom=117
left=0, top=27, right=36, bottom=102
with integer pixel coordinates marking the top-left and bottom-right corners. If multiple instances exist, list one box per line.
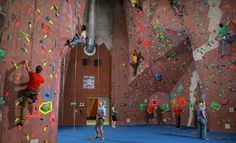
left=0, top=49, right=5, bottom=58
left=218, top=89, right=225, bottom=97
left=0, top=96, right=4, bottom=106
left=39, top=101, right=53, bottom=115
left=161, top=103, right=169, bottom=113
left=159, top=35, right=166, bottom=41
left=189, top=102, right=193, bottom=108
left=139, top=103, right=147, bottom=110
left=173, top=40, right=177, bottom=45
left=211, top=101, right=220, bottom=111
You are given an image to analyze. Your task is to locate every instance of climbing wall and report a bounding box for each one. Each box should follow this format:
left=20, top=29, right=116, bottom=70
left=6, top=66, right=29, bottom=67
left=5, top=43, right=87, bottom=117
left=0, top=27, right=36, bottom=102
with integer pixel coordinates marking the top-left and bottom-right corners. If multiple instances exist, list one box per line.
left=0, top=0, right=87, bottom=142
left=113, top=0, right=236, bottom=131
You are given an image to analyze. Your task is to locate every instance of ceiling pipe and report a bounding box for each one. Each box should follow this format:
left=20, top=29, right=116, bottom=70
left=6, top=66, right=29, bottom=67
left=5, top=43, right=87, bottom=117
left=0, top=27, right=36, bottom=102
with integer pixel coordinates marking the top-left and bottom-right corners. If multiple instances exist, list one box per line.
left=84, top=0, right=96, bottom=56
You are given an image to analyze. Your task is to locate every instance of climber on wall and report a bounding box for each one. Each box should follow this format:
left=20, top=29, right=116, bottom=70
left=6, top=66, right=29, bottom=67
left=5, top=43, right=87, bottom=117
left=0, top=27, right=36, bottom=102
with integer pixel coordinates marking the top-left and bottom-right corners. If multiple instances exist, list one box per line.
left=17, top=61, right=44, bottom=126
left=130, top=0, right=143, bottom=11
left=184, top=36, right=192, bottom=52
left=217, top=17, right=236, bottom=58
left=64, top=25, right=87, bottom=48
left=130, top=50, right=144, bottom=76
left=170, top=0, right=186, bottom=18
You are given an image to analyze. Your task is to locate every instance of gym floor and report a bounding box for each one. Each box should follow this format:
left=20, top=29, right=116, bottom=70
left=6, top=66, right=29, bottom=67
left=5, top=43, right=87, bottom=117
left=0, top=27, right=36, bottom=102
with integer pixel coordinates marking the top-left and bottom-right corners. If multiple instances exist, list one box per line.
left=58, top=125, right=236, bottom=143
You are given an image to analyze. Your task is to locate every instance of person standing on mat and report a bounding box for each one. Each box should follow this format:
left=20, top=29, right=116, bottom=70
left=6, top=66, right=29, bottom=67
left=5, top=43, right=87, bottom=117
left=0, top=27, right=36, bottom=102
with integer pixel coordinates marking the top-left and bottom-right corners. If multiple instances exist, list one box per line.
left=197, top=101, right=208, bottom=140
left=111, top=104, right=118, bottom=128
left=147, top=103, right=155, bottom=124
left=95, top=101, right=106, bottom=140
left=17, top=61, right=44, bottom=126
left=156, top=105, right=163, bottom=124
left=174, top=104, right=182, bottom=128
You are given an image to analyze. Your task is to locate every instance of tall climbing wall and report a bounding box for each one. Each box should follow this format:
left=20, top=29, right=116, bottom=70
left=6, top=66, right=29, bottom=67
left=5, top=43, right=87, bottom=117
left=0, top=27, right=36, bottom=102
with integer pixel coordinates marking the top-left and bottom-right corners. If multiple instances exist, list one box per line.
left=0, top=0, right=87, bottom=142
left=114, top=0, right=236, bottom=132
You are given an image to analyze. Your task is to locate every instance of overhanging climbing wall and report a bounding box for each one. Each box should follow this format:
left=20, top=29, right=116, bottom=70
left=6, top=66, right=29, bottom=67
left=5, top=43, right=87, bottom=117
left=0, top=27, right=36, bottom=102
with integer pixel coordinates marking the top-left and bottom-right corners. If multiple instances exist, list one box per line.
left=0, top=0, right=87, bottom=142
left=111, top=0, right=236, bottom=132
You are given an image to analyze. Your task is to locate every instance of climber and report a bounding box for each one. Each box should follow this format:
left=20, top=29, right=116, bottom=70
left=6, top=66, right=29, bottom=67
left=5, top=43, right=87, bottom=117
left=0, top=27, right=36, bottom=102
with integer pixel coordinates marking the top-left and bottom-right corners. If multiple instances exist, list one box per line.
left=130, top=0, right=143, bottom=11
left=130, top=50, right=144, bottom=76
left=64, top=25, right=87, bottom=48
left=17, top=61, right=44, bottom=126
left=170, top=0, right=186, bottom=18
left=217, top=17, right=236, bottom=57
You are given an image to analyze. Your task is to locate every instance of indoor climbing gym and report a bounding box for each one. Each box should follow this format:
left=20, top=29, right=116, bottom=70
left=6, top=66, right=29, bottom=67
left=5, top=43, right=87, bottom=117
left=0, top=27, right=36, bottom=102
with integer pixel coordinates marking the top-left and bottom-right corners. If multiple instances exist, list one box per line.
left=0, top=0, right=236, bottom=143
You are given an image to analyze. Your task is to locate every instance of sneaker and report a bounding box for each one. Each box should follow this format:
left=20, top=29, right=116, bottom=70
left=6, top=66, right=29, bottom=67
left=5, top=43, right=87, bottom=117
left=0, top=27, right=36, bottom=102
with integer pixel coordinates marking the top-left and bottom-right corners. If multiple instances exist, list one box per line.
left=64, top=40, right=70, bottom=46
left=69, top=42, right=75, bottom=48
left=231, top=60, right=236, bottom=65
left=100, top=138, right=104, bottom=140
left=95, top=136, right=100, bottom=139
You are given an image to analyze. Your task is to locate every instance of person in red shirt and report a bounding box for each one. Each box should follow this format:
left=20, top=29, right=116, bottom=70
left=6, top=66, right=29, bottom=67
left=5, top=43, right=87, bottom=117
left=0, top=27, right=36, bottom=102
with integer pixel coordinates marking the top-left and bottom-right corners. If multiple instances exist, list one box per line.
left=17, top=61, right=44, bottom=126
left=174, top=104, right=183, bottom=128
left=147, top=103, right=155, bottom=124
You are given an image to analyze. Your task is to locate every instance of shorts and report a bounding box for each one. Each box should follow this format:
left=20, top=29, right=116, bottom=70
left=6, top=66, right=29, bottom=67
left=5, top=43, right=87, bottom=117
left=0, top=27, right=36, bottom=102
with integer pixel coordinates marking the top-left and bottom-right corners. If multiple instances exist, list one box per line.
left=147, top=113, right=154, bottom=119
left=112, top=115, right=117, bottom=121
left=96, top=118, right=104, bottom=127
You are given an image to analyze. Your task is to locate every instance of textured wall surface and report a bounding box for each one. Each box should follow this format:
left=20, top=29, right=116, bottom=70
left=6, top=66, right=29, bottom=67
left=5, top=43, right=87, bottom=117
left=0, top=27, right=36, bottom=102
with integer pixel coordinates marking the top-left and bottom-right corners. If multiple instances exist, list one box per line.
left=111, top=0, right=236, bottom=132
left=0, top=0, right=87, bottom=142
left=59, top=43, right=111, bottom=125
left=0, top=1, right=236, bottom=142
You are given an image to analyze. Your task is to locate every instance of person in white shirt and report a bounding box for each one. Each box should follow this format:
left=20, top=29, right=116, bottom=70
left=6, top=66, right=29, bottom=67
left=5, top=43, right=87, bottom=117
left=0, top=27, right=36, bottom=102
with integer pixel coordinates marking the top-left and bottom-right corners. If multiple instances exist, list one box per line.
left=95, top=101, right=106, bottom=140
left=64, top=25, right=87, bottom=47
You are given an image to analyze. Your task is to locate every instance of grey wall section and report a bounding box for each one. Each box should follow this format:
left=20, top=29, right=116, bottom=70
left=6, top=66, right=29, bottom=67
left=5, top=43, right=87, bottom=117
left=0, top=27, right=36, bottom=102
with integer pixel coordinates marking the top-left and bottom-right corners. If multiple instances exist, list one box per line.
left=95, top=0, right=113, bottom=49
left=0, top=0, right=87, bottom=142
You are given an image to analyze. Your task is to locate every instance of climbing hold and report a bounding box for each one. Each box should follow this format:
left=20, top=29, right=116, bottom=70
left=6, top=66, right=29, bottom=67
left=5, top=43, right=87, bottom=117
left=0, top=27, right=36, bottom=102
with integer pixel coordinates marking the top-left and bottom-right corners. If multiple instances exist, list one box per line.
left=0, top=96, right=4, bottom=106
left=155, top=72, right=162, bottom=81
left=25, top=133, right=30, bottom=141
left=45, top=16, right=53, bottom=25
left=159, top=35, right=166, bottom=41
left=41, top=23, right=50, bottom=34
left=20, top=47, right=28, bottom=53
left=28, top=22, right=32, bottom=29
left=39, top=101, right=53, bottom=115
left=177, top=84, right=183, bottom=94
left=211, top=101, right=221, bottom=111
left=11, top=61, right=18, bottom=69
left=43, top=90, right=53, bottom=100
left=178, top=96, right=186, bottom=107
left=139, top=103, right=146, bottom=110
left=15, top=19, right=20, bottom=28
left=220, top=98, right=229, bottom=106
left=43, top=125, right=48, bottom=131
left=161, top=103, right=169, bottom=113
left=0, top=49, right=5, bottom=58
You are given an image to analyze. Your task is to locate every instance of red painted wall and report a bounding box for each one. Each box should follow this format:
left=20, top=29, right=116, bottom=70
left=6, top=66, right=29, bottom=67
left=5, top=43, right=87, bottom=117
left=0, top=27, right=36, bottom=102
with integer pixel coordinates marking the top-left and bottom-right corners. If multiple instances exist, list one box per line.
left=0, top=0, right=87, bottom=142
left=113, top=0, right=236, bottom=132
